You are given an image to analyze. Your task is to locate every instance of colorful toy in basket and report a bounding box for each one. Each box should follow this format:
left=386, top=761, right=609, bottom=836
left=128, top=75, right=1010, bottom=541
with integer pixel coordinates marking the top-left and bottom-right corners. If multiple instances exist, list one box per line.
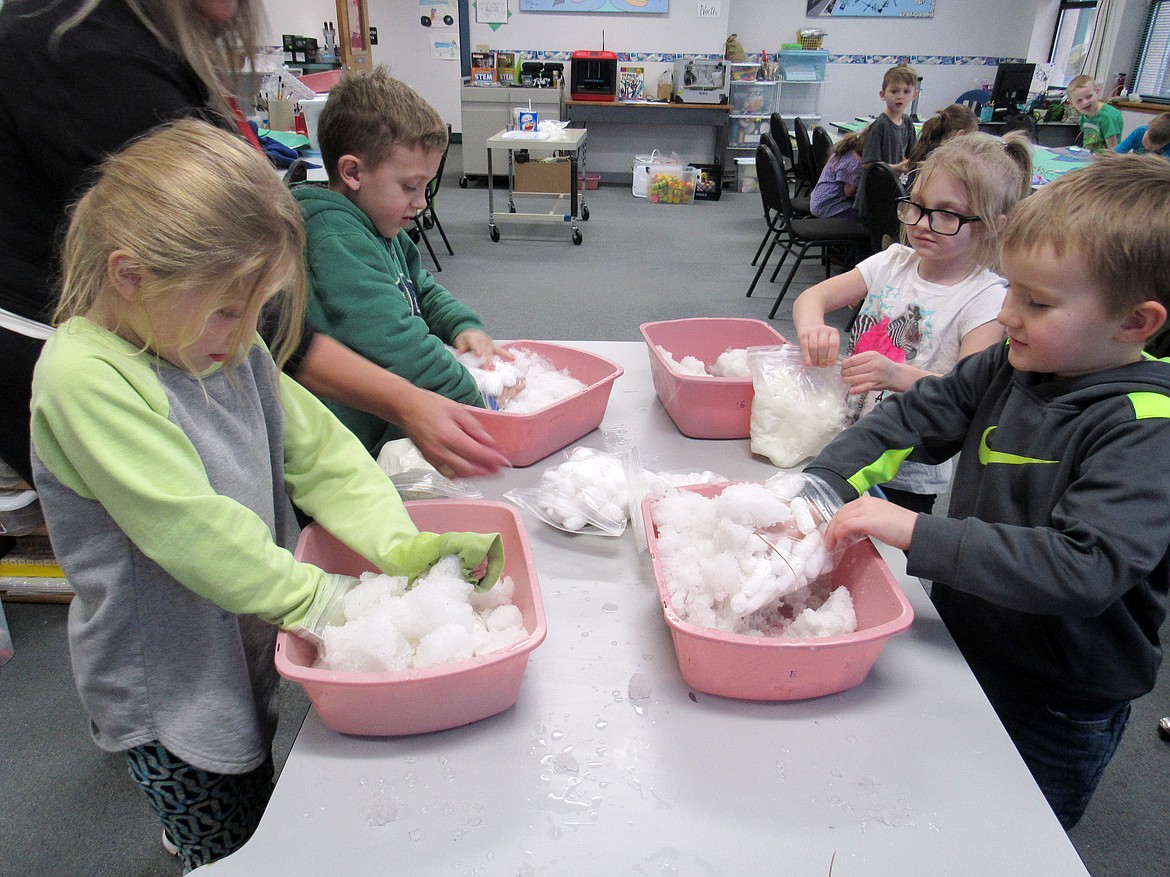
left=648, top=167, right=697, bottom=204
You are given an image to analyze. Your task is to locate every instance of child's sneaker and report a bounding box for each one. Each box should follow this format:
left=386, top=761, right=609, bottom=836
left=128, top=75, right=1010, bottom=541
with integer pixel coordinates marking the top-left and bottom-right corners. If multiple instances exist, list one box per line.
left=162, top=829, right=179, bottom=856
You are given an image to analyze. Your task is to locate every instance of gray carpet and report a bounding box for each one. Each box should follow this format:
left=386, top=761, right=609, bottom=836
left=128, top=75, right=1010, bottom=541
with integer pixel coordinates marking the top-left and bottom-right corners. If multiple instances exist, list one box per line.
left=1, top=143, right=1167, bottom=876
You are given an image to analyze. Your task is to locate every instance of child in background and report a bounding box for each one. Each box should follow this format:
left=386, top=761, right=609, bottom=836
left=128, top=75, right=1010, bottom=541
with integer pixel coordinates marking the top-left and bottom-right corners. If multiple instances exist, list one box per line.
left=793, top=132, right=1032, bottom=514
left=806, top=153, right=1170, bottom=830
left=1067, top=74, right=1124, bottom=153
left=1114, top=111, right=1170, bottom=159
left=29, top=120, right=503, bottom=872
left=810, top=129, right=865, bottom=222
left=862, top=64, right=919, bottom=174
left=904, top=103, right=979, bottom=186
left=296, top=67, right=509, bottom=455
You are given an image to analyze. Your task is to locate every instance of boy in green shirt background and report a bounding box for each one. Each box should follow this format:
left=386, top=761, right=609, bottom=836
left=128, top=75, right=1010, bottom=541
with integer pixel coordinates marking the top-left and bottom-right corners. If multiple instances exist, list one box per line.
left=1068, top=74, right=1124, bottom=153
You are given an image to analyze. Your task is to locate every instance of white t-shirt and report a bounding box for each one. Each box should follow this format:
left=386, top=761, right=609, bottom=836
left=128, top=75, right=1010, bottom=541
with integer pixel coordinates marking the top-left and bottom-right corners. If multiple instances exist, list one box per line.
left=849, top=244, right=1007, bottom=495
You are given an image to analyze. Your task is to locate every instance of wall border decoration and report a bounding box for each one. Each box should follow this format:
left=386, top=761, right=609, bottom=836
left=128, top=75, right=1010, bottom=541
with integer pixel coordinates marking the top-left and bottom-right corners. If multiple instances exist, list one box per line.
left=518, top=1, right=669, bottom=13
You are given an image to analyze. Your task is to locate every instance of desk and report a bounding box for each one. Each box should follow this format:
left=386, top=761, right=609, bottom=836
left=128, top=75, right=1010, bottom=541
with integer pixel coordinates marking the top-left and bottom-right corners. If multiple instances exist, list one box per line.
left=565, top=100, right=729, bottom=182
left=486, top=127, right=588, bottom=245
left=193, top=341, right=1088, bottom=877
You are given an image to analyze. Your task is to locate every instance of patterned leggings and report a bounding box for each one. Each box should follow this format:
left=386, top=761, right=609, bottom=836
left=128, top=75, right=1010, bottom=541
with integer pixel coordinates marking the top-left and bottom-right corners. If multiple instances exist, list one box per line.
left=124, top=742, right=275, bottom=873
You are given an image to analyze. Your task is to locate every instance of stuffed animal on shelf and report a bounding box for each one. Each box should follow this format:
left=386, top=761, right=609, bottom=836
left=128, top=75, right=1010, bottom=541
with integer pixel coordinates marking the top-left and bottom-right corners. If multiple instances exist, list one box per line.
left=725, top=34, right=746, bottom=63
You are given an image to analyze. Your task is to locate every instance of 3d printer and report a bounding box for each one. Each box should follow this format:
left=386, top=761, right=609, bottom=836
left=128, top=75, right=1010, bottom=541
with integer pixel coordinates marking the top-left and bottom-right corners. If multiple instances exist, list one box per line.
left=672, top=58, right=728, bottom=104
left=571, top=50, right=617, bottom=101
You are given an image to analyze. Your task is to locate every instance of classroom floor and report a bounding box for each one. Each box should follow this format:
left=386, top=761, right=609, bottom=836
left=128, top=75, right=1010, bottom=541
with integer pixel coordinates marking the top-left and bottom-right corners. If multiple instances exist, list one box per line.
left=2, top=143, right=1168, bottom=876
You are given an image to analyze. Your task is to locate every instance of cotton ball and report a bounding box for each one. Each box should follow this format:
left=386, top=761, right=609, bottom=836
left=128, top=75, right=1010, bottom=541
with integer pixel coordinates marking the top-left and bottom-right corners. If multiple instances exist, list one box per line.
left=485, top=603, right=523, bottom=632
left=342, top=574, right=408, bottom=622
left=790, top=497, right=817, bottom=534
left=415, top=623, right=476, bottom=668
left=678, top=355, right=708, bottom=375
left=388, top=579, right=476, bottom=642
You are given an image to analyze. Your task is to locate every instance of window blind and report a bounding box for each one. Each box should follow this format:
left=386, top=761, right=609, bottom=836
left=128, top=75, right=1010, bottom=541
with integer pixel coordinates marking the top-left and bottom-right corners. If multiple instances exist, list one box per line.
left=1133, top=0, right=1170, bottom=101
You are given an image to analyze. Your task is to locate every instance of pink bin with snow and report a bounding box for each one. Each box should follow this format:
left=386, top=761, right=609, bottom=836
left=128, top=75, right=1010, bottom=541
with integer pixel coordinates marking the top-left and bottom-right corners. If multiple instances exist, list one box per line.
left=639, top=318, right=787, bottom=440
left=463, top=340, right=624, bottom=467
left=274, top=500, right=546, bottom=735
left=643, top=483, right=914, bottom=701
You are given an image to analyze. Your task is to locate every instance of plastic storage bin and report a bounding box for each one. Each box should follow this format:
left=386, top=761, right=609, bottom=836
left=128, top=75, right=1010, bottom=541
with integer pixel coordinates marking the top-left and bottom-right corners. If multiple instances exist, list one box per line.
left=274, top=501, right=547, bottom=736
left=643, top=482, right=915, bottom=701
left=647, top=164, right=697, bottom=204
left=639, top=318, right=786, bottom=439
left=735, top=157, right=758, bottom=193
left=464, top=340, right=624, bottom=467
left=0, top=489, right=42, bottom=536
left=729, top=62, right=759, bottom=82
left=692, top=163, right=723, bottom=201
left=730, top=81, right=777, bottom=116
left=728, top=115, right=768, bottom=147
left=778, top=49, right=828, bottom=82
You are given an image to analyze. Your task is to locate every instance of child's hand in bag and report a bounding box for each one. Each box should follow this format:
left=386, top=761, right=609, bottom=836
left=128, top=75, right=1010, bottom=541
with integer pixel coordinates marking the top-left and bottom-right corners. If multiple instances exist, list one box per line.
left=798, top=324, right=841, bottom=368
left=291, top=573, right=361, bottom=645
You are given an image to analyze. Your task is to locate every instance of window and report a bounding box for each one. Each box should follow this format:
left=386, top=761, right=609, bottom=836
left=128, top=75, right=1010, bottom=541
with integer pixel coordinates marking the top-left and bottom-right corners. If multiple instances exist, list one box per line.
left=1132, top=0, right=1170, bottom=102
left=1048, top=1, right=1100, bottom=87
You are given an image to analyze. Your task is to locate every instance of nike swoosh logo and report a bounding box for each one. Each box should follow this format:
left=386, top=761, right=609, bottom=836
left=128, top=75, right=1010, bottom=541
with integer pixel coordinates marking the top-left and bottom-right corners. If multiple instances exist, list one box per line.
left=978, top=426, right=1058, bottom=466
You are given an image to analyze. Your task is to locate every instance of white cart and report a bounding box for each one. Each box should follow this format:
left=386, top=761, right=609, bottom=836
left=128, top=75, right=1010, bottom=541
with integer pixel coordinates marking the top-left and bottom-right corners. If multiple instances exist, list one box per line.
left=486, top=127, right=589, bottom=245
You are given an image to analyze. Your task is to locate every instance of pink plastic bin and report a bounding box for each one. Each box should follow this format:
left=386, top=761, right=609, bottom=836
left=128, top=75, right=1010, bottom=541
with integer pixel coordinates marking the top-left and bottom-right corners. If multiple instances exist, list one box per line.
left=464, top=340, right=624, bottom=467
left=274, top=500, right=547, bottom=736
left=643, top=483, right=914, bottom=701
left=639, top=319, right=787, bottom=439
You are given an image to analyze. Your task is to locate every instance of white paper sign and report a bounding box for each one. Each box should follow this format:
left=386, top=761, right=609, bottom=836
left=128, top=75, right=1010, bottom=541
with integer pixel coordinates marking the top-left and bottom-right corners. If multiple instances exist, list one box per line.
left=698, top=1, right=722, bottom=18
left=477, top=0, right=509, bottom=25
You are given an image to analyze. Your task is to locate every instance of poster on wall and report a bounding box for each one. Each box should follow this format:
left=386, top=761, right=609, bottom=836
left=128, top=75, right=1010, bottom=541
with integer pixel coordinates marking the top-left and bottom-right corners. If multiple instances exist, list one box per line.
left=420, top=0, right=456, bottom=27
left=518, top=1, right=669, bottom=13
left=807, top=0, right=935, bottom=17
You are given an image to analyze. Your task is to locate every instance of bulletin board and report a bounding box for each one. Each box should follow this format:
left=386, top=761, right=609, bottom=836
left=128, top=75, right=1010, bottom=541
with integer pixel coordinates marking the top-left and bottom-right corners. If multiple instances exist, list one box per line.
left=518, top=0, right=669, bottom=13
left=806, top=0, right=935, bottom=17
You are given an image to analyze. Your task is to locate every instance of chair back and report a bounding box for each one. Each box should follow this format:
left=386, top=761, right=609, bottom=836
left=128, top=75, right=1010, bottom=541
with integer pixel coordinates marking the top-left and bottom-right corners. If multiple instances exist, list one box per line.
left=863, top=162, right=906, bottom=250
left=427, top=123, right=453, bottom=201
left=759, top=131, right=784, bottom=172
left=793, top=116, right=817, bottom=190
left=1001, top=113, right=1038, bottom=141
left=755, top=144, right=794, bottom=224
left=767, top=113, right=797, bottom=174
left=955, top=88, right=990, bottom=112
left=811, top=125, right=833, bottom=179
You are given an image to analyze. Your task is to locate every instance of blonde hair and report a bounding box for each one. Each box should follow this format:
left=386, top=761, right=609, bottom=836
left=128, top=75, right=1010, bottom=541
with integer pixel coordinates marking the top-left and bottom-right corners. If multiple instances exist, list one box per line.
left=1066, top=74, right=1100, bottom=96
left=1147, top=113, right=1170, bottom=147
left=883, top=64, right=918, bottom=91
left=56, top=119, right=305, bottom=370
left=908, top=131, right=1032, bottom=271
left=51, top=0, right=264, bottom=118
left=1003, top=153, right=1170, bottom=317
left=907, top=104, right=979, bottom=168
left=318, top=66, right=448, bottom=183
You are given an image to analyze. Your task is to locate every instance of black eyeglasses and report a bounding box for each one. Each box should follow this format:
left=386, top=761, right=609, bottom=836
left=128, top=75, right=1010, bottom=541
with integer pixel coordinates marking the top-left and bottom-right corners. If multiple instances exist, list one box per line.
left=895, top=198, right=982, bottom=236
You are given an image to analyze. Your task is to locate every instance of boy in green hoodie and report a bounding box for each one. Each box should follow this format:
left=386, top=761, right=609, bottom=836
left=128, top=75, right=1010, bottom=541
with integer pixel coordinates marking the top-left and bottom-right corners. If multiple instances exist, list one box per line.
left=294, top=68, right=508, bottom=454
left=805, top=154, right=1170, bottom=830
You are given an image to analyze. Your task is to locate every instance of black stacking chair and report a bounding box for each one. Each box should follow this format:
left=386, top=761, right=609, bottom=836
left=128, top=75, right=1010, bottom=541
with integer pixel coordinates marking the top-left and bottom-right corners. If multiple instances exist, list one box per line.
left=812, top=125, right=834, bottom=179
left=747, top=145, right=869, bottom=318
left=863, top=162, right=906, bottom=255
left=410, top=124, right=454, bottom=270
left=792, top=116, right=818, bottom=199
left=768, top=113, right=798, bottom=187
left=761, top=131, right=810, bottom=217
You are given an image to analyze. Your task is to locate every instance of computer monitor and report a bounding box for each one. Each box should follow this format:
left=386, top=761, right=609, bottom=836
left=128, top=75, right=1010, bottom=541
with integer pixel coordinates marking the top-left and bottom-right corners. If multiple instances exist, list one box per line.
left=990, top=62, right=1036, bottom=111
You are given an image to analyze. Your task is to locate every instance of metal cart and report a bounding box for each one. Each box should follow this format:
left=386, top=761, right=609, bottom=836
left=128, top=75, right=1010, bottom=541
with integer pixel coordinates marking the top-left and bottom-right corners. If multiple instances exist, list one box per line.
left=485, top=127, right=589, bottom=245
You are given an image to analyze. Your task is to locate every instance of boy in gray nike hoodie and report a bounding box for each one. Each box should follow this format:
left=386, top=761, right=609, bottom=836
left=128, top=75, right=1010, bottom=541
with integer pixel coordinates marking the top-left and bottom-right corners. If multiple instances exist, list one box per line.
left=805, top=153, right=1170, bottom=830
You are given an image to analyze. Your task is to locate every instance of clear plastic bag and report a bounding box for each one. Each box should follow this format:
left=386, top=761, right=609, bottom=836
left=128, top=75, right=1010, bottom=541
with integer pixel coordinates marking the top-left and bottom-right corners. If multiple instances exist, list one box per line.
left=376, top=439, right=484, bottom=500
left=748, top=344, right=850, bottom=468
left=627, top=446, right=728, bottom=553
left=504, top=447, right=630, bottom=537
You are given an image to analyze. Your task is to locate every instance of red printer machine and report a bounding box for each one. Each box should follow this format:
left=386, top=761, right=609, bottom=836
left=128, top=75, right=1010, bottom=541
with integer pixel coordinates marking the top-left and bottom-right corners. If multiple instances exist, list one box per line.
left=570, top=50, right=617, bottom=101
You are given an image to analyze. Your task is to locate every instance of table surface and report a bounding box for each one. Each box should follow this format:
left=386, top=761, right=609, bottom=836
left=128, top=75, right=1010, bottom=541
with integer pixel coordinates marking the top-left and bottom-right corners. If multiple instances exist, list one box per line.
left=193, top=341, right=1089, bottom=877
left=487, top=127, right=588, bottom=151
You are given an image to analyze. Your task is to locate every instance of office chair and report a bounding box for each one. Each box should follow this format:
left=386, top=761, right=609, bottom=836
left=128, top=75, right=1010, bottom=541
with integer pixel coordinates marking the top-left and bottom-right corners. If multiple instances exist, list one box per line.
left=955, top=88, right=991, bottom=113
left=747, top=145, right=868, bottom=318
left=811, top=125, right=834, bottom=179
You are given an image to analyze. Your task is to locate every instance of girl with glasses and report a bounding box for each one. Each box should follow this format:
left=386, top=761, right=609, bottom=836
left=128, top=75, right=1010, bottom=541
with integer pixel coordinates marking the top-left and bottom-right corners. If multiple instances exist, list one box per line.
left=792, top=132, right=1031, bottom=514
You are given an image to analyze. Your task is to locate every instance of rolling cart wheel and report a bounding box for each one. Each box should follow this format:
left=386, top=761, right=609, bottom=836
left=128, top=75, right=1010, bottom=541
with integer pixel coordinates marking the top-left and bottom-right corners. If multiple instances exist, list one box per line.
left=508, top=204, right=516, bottom=213
left=459, top=176, right=468, bottom=188
left=581, top=206, right=590, bottom=222
left=572, top=229, right=583, bottom=245
left=490, top=226, right=500, bottom=243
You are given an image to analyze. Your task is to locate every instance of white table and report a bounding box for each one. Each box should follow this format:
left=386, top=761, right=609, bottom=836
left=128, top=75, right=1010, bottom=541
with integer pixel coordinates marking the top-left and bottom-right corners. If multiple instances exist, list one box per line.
left=486, top=127, right=588, bottom=245
left=194, top=341, right=1089, bottom=877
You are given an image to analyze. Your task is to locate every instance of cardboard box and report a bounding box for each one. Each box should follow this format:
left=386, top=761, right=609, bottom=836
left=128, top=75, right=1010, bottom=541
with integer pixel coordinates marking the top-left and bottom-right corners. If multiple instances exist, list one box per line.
left=514, top=157, right=572, bottom=194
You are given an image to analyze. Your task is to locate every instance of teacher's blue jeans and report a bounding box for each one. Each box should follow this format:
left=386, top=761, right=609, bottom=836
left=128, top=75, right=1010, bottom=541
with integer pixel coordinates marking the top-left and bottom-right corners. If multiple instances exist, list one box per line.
left=987, top=690, right=1131, bottom=830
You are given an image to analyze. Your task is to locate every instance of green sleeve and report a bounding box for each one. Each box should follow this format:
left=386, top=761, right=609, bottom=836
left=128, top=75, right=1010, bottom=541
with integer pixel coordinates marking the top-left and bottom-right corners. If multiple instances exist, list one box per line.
left=304, top=216, right=483, bottom=405
left=392, top=229, right=487, bottom=342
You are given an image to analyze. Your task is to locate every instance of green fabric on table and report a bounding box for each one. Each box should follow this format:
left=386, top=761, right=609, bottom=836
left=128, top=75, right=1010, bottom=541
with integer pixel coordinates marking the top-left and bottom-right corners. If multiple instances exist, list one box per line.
left=258, top=129, right=311, bottom=150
